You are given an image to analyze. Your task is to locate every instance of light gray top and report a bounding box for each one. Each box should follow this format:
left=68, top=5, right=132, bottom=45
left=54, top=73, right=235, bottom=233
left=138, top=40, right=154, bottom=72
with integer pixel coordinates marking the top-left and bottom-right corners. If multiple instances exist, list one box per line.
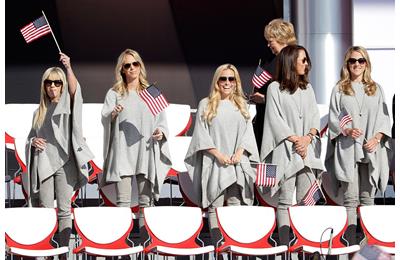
left=184, top=98, right=259, bottom=208
left=25, top=83, right=94, bottom=201
left=260, top=81, right=324, bottom=195
left=325, top=82, right=391, bottom=192
left=100, top=88, right=171, bottom=200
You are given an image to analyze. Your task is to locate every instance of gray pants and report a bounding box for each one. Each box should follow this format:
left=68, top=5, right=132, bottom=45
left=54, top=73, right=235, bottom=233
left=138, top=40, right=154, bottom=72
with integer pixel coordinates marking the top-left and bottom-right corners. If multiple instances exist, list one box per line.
left=116, top=174, right=152, bottom=244
left=116, top=174, right=152, bottom=208
left=277, top=167, right=316, bottom=227
left=208, top=183, right=242, bottom=245
left=342, top=163, right=375, bottom=226
left=39, top=159, right=77, bottom=247
left=277, top=167, right=316, bottom=246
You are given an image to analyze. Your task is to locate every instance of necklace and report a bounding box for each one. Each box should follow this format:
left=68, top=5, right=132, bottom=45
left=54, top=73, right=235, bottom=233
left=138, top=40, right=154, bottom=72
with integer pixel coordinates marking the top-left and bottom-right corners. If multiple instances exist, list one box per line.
left=293, top=89, right=303, bottom=119
left=353, top=82, right=365, bottom=117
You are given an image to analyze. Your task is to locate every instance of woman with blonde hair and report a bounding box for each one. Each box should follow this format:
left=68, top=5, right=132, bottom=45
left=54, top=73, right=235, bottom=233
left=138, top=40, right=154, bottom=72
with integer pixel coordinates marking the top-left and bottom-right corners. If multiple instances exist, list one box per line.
left=185, top=64, right=259, bottom=245
left=251, top=18, right=297, bottom=151
left=101, top=49, right=171, bottom=243
left=325, top=46, right=391, bottom=245
left=25, top=53, right=93, bottom=256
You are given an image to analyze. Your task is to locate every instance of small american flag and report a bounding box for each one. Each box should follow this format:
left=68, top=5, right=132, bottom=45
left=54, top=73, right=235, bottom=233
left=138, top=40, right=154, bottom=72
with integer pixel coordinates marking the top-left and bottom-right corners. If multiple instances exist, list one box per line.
left=20, top=16, right=51, bottom=44
left=255, top=163, right=277, bottom=187
left=338, top=109, right=353, bottom=131
left=252, top=65, right=272, bottom=89
left=298, top=180, right=324, bottom=206
left=139, top=85, right=169, bottom=116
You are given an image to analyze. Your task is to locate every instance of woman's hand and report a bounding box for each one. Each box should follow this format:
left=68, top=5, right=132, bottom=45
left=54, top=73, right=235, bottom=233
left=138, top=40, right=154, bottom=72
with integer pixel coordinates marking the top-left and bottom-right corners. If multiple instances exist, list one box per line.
left=363, top=134, right=382, bottom=153
left=249, top=92, right=265, bottom=104
left=32, top=137, right=47, bottom=151
left=152, top=128, right=164, bottom=141
left=230, top=148, right=244, bottom=165
left=343, top=128, right=363, bottom=139
left=111, top=104, right=124, bottom=120
left=59, top=52, right=71, bottom=70
left=294, top=136, right=311, bottom=156
left=207, top=148, right=232, bottom=166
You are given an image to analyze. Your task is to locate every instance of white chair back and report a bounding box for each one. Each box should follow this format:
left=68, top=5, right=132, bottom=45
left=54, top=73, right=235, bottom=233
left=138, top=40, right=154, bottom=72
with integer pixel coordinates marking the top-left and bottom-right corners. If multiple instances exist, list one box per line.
left=217, top=206, right=275, bottom=243
left=74, top=207, right=133, bottom=244
left=144, top=206, right=202, bottom=243
left=289, top=206, right=347, bottom=243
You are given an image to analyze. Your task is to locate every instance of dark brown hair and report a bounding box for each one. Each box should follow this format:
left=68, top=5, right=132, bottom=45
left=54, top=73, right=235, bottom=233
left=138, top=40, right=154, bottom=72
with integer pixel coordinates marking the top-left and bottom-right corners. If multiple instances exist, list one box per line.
left=275, top=45, right=312, bottom=94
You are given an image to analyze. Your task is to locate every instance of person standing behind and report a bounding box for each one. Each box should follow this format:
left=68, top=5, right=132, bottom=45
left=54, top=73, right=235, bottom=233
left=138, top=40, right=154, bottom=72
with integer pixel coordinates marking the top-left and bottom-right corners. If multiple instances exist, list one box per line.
left=250, top=18, right=297, bottom=151
left=325, top=46, right=391, bottom=245
left=100, top=49, right=171, bottom=243
left=185, top=64, right=259, bottom=246
left=26, top=53, right=94, bottom=256
left=260, top=45, right=324, bottom=247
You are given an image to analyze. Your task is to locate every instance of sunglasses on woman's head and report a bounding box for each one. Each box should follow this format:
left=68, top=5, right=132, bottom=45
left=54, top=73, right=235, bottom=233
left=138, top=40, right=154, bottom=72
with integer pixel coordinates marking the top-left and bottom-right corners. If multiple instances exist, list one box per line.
left=123, top=61, right=140, bottom=69
left=218, top=76, right=236, bottom=82
left=44, top=79, right=63, bottom=88
left=347, top=58, right=366, bottom=65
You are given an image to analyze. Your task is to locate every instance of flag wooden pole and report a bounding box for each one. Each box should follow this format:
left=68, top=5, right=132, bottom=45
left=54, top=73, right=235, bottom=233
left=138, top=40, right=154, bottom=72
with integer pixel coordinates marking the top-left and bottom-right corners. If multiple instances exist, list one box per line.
left=41, top=10, right=61, bottom=53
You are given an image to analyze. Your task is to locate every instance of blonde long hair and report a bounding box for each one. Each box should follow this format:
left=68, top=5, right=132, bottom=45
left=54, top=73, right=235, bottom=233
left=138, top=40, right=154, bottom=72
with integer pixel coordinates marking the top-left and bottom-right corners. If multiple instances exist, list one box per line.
left=202, top=64, right=250, bottom=124
left=112, top=49, right=149, bottom=96
left=33, top=67, right=66, bottom=129
left=337, top=46, right=376, bottom=96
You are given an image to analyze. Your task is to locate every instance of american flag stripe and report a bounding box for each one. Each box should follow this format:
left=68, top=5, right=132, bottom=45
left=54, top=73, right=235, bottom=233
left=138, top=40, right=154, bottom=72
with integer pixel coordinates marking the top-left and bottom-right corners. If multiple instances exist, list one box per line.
left=339, top=114, right=352, bottom=129
left=298, top=180, right=324, bottom=206
left=139, top=86, right=169, bottom=116
left=252, top=66, right=272, bottom=89
left=20, top=16, right=51, bottom=44
left=256, top=163, right=276, bottom=187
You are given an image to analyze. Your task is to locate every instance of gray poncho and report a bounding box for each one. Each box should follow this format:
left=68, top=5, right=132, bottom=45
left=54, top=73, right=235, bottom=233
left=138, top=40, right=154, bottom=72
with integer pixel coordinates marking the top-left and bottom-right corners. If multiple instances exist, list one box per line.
left=260, top=81, right=324, bottom=195
left=25, top=84, right=94, bottom=204
left=325, top=82, right=391, bottom=192
left=100, top=88, right=171, bottom=201
left=184, top=98, right=259, bottom=208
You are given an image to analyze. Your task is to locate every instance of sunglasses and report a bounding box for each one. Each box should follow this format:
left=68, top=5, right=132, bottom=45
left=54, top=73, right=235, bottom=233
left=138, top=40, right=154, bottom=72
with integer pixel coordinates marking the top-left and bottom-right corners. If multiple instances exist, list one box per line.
left=218, top=76, right=236, bottom=82
left=44, top=79, right=63, bottom=88
left=123, top=61, right=140, bottom=69
left=347, top=58, right=366, bottom=65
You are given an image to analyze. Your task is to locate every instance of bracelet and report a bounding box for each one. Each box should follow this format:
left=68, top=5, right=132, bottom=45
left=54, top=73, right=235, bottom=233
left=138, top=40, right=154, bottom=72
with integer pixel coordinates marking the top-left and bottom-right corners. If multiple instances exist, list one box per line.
left=374, top=136, right=381, bottom=143
left=307, top=133, right=314, bottom=142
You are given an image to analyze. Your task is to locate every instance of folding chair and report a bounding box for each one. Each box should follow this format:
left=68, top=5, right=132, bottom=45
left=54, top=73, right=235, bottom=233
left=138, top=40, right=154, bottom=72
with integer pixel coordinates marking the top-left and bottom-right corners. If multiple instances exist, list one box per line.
left=359, top=205, right=395, bottom=254
left=73, top=207, right=143, bottom=257
left=143, top=206, right=214, bottom=257
left=216, top=206, right=288, bottom=257
left=5, top=207, right=69, bottom=258
left=289, top=206, right=360, bottom=257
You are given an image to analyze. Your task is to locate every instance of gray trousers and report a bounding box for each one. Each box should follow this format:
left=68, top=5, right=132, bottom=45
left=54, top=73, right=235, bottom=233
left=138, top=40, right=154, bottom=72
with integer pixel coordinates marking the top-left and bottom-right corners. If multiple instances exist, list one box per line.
left=116, top=174, right=152, bottom=244
left=342, top=163, right=375, bottom=226
left=39, top=158, right=77, bottom=247
left=277, top=167, right=316, bottom=228
left=208, top=183, right=242, bottom=245
left=116, top=174, right=152, bottom=208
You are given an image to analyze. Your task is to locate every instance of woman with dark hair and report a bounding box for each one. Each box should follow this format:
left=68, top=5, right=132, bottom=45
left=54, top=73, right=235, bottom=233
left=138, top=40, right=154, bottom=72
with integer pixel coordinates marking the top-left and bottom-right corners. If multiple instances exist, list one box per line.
left=101, top=49, right=171, bottom=243
left=25, top=53, right=94, bottom=256
left=325, top=46, right=391, bottom=245
left=260, top=45, right=324, bottom=246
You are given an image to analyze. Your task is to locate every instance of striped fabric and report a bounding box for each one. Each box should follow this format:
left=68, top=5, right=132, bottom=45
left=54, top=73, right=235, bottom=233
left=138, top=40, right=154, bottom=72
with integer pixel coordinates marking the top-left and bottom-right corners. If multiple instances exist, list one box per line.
left=338, top=109, right=353, bottom=134
left=139, top=85, right=169, bottom=116
left=298, top=181, right=323, bottom=206
left=20, top=16, right=51, bottom=43
left=252, top=65, right=272, bottom=89
left=255, top=163, right=276, bottom=187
